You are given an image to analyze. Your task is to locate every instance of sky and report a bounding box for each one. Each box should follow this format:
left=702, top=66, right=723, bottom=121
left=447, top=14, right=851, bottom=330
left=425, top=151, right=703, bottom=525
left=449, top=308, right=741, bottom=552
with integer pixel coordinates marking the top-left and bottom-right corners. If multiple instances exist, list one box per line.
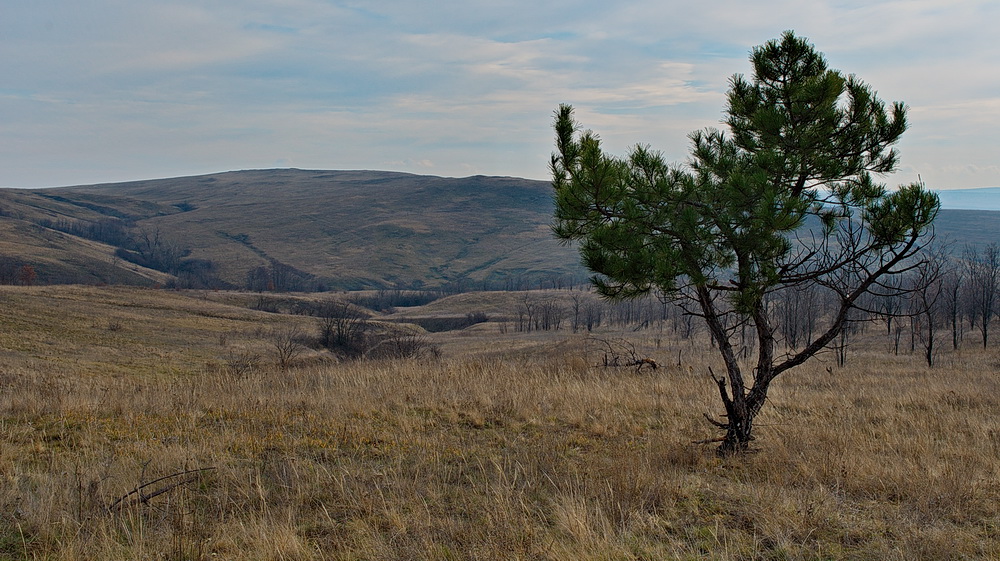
left=2, top=1, right=998, bottom=191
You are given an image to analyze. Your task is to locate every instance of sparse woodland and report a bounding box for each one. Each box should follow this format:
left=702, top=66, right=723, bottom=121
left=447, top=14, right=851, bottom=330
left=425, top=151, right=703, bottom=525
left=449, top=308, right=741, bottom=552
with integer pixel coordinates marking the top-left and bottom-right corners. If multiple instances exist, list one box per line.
left=1, top=284, right=999, bottom=560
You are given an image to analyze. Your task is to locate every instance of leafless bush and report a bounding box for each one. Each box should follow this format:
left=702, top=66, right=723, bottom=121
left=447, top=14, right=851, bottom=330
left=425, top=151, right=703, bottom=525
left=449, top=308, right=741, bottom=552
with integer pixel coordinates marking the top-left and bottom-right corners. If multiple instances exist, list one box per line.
left=250, top=294, right=282, bottom=313
left=224, top=346, right=261, bottom=378
left=317, top=301, right=369, bottom=358
left=267, top=326, right=306, bottom=370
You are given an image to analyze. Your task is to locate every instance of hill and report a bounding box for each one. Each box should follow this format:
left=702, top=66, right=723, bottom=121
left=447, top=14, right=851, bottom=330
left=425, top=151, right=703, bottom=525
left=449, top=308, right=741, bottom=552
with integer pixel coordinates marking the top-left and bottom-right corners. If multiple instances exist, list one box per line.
left=930, top=208, right=1000, bottom=247
left=1, top=169, right=998, bottom=289
left=0, top=169, right=586, bottom=289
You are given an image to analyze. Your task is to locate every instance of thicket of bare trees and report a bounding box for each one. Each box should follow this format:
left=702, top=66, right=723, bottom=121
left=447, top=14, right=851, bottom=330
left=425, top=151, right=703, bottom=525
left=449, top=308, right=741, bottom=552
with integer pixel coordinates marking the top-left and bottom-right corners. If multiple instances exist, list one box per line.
left=488, top=242, right=1000, bottom=370
left=749, top=242, right=1000, bottom=367
left=0, top=257, right=36, bottom=285
left=311, top=300, right=438, bottom=360
left=964, top=244, right=1000, bottom=349
left=512, top=294, right=566, bottom=333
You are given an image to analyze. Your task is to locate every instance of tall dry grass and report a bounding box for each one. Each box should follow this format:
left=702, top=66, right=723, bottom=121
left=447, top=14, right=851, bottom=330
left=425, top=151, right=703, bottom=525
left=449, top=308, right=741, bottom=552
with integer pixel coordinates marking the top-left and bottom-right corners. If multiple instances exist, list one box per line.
left=1, top=286, right=999, bottom=559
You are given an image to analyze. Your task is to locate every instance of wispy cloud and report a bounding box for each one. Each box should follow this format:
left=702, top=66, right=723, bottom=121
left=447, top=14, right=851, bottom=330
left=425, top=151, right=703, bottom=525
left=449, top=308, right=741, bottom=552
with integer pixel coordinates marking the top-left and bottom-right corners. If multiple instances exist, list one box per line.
left=1, top=1, right=997, bottom=189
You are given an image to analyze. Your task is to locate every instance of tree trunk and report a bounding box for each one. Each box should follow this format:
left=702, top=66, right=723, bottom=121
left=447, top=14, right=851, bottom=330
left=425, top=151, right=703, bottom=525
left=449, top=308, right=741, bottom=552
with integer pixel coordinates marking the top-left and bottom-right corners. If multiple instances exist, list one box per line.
left=709, top=372, right=756, bottom=454
left=696, top=285, right=759, bottom=453
left=720, top=404, right=755, bottom=453
left=952, top=313, right=960, bottom=350
left=924, top=314, right=935, bottom=367
left=715, top=374, right=775, bottom=454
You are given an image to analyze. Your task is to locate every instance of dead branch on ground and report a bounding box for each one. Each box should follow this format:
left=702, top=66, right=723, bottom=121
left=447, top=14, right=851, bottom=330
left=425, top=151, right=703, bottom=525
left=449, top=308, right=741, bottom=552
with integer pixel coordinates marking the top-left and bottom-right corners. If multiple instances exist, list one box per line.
left=107, top=467, right=216, bottom=513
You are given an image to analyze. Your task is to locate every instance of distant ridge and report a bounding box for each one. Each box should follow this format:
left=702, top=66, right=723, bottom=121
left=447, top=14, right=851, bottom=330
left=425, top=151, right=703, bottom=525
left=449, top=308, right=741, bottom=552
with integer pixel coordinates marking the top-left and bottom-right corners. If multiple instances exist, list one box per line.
left=1, top=169, right=999, bottom=289
left=935, top=187, right=1000, bottom=211
left=0, top=169, right=587, bottom=289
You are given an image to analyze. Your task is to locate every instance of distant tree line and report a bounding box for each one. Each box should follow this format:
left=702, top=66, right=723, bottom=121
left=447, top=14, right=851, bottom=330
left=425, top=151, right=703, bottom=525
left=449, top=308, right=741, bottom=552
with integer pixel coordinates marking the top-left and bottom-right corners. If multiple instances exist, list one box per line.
left=244, top=261, right=323, bottom=292
left=476, top=242, right=1000, bottom=368
left=348, top=289, right=443, bottom=311
left=765, top=242, right=1000, bottom=367
left=40, top=217, right=133, bottom=247
left=402, top=272, right=592, bottom=295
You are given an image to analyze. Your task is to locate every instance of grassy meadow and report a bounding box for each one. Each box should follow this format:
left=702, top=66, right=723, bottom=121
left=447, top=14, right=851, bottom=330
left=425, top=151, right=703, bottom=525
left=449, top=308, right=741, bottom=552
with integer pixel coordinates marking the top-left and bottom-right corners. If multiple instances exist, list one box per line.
left=1, top=285, right=999, bottom=560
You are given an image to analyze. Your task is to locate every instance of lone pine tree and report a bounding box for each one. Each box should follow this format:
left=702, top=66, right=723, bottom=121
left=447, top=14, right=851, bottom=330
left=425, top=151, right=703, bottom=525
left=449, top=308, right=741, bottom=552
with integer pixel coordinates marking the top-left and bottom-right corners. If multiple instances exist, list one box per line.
left=551, top=31, right=939, bottom=453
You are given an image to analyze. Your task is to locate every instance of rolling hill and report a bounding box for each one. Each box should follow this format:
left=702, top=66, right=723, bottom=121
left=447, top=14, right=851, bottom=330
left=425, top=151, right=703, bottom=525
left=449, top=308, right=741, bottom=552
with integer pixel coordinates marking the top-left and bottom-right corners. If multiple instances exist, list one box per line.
left=0, top=169, right=586, bottom=289
left=0, top=169, right=998, bottom=290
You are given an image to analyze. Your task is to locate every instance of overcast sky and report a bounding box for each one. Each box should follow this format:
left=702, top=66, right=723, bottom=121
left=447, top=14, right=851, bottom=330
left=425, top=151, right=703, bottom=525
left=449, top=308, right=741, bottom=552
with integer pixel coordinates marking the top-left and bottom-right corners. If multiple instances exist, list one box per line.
left=2, top=1, right=997, bottom=190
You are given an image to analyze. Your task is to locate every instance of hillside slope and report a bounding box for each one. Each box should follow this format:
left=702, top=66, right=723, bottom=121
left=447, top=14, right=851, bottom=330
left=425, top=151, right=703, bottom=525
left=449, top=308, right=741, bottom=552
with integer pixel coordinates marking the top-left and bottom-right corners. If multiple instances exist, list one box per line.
left=1, top=169, right=998, bottom=289
left=3, top=170, right=585, bottom=289
left=0, top=188, right=175, bottom=285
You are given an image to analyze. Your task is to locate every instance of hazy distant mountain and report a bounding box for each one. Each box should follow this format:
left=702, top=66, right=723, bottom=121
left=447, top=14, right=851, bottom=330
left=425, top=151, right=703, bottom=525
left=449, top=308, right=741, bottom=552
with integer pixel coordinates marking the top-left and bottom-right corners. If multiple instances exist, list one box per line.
left=935, top=187, right=1000, bottom=211
left=0, top=169, right=997, bottom=289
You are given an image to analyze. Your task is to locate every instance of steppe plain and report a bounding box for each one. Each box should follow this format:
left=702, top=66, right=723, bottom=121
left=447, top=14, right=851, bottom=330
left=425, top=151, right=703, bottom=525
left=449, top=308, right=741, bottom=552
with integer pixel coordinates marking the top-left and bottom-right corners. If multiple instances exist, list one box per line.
left=1, top=285, right=998, bottom=560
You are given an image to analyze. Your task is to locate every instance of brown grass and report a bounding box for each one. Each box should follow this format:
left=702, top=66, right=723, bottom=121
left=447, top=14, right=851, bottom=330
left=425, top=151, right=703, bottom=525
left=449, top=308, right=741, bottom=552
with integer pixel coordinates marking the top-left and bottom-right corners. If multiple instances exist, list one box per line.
left=1, top=286, right=999, bottom=559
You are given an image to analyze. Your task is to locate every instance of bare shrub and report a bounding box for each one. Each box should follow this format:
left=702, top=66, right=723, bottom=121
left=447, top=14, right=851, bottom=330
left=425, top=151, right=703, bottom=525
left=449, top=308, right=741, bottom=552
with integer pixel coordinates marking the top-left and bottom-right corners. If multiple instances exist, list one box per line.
left=317, top=301, right=369, bottom=357
left=267, top=326, right=306, bottom=370
left=591, top=337, right=658, bottom=372
left=224, top=346, right=261, bottom=378
left=250, top=294, right=281, bottom=313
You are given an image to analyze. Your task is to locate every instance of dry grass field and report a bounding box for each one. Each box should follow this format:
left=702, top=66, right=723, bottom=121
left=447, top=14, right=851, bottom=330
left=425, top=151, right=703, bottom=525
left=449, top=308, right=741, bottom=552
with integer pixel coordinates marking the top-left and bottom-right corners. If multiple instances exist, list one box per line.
left=1, top=285, right=999, bottom=560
